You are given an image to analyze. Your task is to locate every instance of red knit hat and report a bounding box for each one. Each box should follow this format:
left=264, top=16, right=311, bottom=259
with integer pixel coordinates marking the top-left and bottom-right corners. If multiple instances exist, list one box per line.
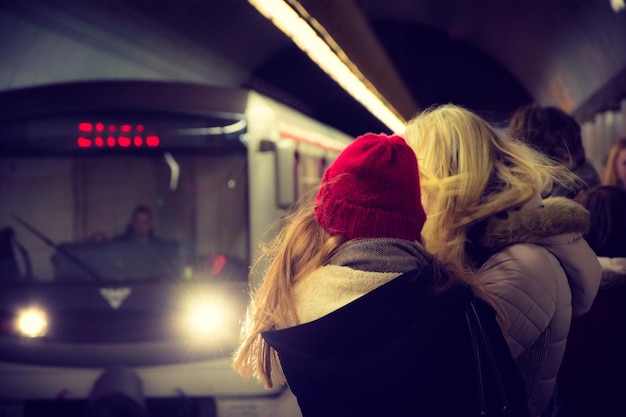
left=315, top=132, right=426, bottom=241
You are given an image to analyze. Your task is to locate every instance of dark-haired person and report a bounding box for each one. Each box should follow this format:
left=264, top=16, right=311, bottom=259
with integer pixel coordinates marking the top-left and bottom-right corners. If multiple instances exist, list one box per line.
left=508, top=103, right=600, bottom=199
left=115, top=205, right=159, bottom=243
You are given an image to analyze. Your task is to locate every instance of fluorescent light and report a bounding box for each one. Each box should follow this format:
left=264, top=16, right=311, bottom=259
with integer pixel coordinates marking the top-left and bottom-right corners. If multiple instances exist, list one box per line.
left=249, top=0, right=406, bottom=133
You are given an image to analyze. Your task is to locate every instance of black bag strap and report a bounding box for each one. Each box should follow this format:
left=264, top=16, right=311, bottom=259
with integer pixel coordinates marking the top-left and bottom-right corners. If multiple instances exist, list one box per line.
left=466, top=298, right=511, bottom=417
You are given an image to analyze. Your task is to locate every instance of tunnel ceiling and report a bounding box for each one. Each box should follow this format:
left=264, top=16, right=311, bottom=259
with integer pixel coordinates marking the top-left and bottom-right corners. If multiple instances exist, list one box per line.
left=4, top=0, right=626, bottom=138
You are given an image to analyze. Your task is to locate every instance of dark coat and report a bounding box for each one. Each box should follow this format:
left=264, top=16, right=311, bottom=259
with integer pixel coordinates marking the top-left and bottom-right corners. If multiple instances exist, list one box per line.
left=550, top=278, right=626, bottom=417
left=262, top=269, right=529, bottom=417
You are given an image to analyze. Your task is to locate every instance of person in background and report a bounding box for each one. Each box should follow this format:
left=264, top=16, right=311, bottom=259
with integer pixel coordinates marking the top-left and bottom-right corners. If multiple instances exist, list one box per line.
left=0, top=227, right=32, bottom=281
left=404, top=104, right=602, bottom=417
left=576, top=185, right=626, bottom=261
left=601, top=137, right=626, bottom=190
left=115, top=205, right=159, bottom=243
left=547, top=185, right=626, bottom=417
left=507, top=103, right=600, bottom=199
left=232, top=133, right=528, bottom=417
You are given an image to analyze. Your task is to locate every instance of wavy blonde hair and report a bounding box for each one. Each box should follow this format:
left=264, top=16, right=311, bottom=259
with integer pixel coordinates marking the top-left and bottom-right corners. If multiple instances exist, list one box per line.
left=232, top=202, right=345, bottom=388
left=601, top=137, right=626, bottom=188
left=404, top=104, right=577, bottom=270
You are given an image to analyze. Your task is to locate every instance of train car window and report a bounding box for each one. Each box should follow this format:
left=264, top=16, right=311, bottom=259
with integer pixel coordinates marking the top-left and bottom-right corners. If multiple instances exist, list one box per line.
left=296, top=152, right=328, bottom=200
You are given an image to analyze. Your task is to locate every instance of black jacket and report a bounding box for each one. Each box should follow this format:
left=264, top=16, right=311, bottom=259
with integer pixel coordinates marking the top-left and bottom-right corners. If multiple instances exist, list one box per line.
left=263, top=268, right=528, bottom=417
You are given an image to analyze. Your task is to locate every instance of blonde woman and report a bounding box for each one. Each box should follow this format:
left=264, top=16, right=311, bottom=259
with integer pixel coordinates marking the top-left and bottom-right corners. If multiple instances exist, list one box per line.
left=233, top=133, right=528, bottom=417
left=601, top=137, right=626, bottom=190
left=404, top=105, right=602, bottom=417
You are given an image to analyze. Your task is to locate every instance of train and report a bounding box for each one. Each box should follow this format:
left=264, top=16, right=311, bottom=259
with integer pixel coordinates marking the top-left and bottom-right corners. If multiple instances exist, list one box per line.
left=0, top=80, right=353, bottom=417
left=1, top=2, right=625, bottom=416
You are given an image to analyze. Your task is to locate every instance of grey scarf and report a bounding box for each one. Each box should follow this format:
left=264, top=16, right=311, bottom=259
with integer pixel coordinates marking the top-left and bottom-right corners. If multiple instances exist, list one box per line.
left=328, top=238, right=434, bottom=273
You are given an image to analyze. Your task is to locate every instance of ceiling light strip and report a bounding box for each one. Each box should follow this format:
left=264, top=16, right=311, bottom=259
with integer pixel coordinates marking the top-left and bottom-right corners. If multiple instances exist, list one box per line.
left=248, top=0, right=406, bottom=133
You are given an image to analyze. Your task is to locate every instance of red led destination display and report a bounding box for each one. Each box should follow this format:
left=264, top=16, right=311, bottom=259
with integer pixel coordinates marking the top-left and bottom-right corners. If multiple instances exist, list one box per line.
left=76, top=122, right=160, bottom=148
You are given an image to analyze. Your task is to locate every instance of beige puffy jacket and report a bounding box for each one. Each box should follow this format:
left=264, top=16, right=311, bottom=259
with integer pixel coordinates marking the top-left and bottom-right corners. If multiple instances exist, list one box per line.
left=475, top=196, right=602, bottom=417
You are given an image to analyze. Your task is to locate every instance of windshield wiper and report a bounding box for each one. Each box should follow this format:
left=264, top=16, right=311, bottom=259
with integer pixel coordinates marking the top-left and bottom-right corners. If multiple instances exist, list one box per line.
left=11, top=213, right=104, bottom=283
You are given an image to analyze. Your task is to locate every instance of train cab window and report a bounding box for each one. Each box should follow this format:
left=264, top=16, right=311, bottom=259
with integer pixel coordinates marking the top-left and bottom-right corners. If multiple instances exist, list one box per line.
left=1, top=150, right=248, bottom=284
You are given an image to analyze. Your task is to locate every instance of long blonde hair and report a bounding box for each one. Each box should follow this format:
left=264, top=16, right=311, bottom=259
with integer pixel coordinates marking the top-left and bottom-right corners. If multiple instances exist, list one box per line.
left=404, top=104, right=577, bottom=270
left=232, top=202, right=345, bottom=388
left=602, top=137, right=626, bottom=188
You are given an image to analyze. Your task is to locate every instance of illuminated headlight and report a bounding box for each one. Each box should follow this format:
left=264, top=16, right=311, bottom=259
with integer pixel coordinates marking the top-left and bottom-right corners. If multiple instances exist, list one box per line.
left=16, top=307, right=48, bottom=338
left=188, top=302, right=225, bottom=334
left=181, top=297, right=233, bottom=338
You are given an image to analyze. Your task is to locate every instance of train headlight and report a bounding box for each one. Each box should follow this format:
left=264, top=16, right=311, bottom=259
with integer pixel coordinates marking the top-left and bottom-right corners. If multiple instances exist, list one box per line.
left=187, top=302, right=225, bottom=334
left=16, top=307, right=48, bottom=337
left=180, top=296, right=233, bottom=339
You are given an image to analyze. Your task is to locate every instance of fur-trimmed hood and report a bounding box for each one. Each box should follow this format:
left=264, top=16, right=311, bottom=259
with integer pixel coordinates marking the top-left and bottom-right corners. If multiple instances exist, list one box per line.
left=473, top=194, right=601, bottom=318
left=475, top=196, right=590, bottom=251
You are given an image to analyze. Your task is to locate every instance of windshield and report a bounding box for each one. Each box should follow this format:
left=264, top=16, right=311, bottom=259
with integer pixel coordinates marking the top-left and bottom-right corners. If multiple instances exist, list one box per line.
left=0, top=151, right=249, bottom=284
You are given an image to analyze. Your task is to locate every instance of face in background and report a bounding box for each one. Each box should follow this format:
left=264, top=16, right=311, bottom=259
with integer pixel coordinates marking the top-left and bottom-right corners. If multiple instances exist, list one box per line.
left=616, top=148, right=626, bottom=189
left=130, top=210, right=153, bottom=242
